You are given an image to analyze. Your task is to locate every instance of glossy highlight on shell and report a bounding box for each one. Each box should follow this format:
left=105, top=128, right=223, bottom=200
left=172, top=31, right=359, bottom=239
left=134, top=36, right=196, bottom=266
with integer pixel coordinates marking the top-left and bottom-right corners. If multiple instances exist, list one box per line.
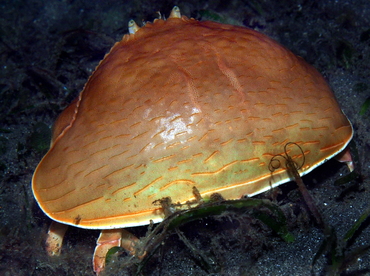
left=32, top=6, right=353, bottom=232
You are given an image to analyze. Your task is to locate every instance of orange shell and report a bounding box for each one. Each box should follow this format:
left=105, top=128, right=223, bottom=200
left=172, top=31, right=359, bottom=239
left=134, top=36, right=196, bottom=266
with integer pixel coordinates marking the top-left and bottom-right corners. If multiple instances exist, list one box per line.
left=32, top=16, right=352, bottom=229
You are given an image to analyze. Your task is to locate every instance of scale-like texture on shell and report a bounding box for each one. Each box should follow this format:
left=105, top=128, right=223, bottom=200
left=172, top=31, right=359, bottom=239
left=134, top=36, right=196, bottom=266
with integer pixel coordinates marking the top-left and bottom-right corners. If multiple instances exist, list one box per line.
left=32, top=16, right=352, bottom=229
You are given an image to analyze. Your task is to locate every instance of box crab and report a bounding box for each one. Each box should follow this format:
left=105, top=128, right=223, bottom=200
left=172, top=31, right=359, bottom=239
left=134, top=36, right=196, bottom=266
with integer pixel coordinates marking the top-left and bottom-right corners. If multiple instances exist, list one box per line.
left=32, top=6, right=353, bottom=275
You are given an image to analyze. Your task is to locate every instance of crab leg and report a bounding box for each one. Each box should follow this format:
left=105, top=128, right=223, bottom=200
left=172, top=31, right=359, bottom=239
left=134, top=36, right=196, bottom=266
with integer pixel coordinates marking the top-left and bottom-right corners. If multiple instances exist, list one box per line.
left=93, top=228, right=140, bottom=275
left=45, top=221, right=68, bottom=256
left=335, top=145, right=354, bottom=172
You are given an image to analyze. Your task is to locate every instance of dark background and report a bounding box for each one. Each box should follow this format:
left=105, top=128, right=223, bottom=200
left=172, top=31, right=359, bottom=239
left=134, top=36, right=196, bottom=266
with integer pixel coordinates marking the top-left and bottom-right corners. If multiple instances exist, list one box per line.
left=0, top=0, right=369, bottom=275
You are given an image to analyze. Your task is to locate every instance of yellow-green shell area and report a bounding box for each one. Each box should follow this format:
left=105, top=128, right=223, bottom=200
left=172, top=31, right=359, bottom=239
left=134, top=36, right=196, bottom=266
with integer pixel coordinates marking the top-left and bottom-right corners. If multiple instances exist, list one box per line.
left=32, top=16, right=353, bottom=229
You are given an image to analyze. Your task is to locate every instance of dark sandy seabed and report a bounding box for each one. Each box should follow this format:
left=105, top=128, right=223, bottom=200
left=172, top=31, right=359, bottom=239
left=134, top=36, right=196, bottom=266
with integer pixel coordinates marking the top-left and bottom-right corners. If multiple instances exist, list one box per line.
left=0, top=0, right=369, bottom=275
